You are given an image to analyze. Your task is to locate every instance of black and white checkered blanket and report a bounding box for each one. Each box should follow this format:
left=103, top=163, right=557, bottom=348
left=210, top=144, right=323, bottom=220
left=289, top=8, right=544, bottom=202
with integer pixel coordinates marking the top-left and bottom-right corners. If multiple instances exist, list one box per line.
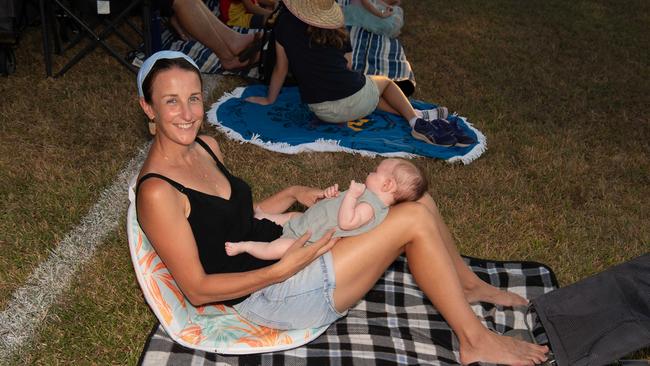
left=138, top=256, right=558, bottom=365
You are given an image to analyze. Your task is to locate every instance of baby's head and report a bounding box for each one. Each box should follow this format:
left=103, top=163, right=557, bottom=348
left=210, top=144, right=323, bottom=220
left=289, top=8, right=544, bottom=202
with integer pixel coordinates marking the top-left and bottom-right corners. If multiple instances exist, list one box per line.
left=365, top=158, right=428, bottom=205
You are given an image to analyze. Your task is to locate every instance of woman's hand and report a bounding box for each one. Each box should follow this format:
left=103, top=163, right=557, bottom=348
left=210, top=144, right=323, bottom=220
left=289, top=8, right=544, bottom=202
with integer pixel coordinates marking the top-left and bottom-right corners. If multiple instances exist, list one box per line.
left=294, top=186, right=330, bottom=207
left=323, top=184, right=339, bottom=198
left=273, top=229, right=338, bottom=282
left=256, top=185, right=338, bottom=215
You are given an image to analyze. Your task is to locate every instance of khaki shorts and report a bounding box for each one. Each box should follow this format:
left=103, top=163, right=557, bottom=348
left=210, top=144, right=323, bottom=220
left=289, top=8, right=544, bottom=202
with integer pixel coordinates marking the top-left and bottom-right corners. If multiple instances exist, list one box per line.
left=308, top=75, right=380, bottom=123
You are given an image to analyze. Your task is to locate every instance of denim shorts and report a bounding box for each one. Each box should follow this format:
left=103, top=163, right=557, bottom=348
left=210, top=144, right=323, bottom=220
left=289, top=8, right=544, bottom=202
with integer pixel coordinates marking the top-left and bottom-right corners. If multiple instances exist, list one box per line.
left=308, top=75, right=380, bottom=123
left=233, top=252, right=347, bottom=329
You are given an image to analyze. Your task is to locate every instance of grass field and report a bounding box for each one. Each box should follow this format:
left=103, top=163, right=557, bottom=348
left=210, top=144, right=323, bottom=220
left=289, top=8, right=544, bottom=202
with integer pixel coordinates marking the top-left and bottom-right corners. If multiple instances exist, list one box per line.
left=1, top=0, right=648, bottom=364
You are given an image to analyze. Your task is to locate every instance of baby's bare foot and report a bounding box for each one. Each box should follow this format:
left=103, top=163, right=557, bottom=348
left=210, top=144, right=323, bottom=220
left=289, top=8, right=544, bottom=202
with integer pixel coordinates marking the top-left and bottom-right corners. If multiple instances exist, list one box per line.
left=460, top=330, right=548, bottom=365
left=465, top=282, right=528, bottom=307
left=225, top=242, right=244, bottom=256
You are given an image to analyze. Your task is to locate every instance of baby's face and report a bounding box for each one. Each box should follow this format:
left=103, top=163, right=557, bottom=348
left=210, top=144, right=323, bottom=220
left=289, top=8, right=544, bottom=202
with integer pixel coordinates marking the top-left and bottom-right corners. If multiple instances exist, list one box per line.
left=365, top=159, right=398, bottom=194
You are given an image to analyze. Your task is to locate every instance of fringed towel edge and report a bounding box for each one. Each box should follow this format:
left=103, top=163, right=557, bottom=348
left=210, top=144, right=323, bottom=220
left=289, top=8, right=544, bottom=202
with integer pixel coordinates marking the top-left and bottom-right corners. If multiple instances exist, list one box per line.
left=207, top=87, right=486, bottom=163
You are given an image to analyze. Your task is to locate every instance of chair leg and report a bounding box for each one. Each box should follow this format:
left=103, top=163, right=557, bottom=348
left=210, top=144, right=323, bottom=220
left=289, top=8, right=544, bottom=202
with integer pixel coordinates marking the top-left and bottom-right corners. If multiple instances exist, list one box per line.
left=38, top=0, right=52, bottom=77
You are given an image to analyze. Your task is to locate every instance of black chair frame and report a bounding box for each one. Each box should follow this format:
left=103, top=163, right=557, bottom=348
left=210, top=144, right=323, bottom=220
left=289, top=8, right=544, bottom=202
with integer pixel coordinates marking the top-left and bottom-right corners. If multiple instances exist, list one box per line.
left=38, top=0, right=153, bottom=77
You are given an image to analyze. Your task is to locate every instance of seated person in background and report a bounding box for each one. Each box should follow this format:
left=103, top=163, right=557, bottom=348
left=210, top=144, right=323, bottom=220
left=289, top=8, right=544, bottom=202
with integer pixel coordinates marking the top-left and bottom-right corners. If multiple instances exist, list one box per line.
left=158, top=0, right=262, bottom=69
left=343, top=0, right=404, bottom=38
left=247, top=0, right=476, bottom=147
left=219, top=0, right=277, bottom=29
left=226, top=158, right=427, bottom=259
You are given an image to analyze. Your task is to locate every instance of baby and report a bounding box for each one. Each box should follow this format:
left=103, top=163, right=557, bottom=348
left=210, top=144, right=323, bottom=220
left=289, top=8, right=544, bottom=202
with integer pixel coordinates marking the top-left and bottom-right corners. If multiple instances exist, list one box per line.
left=226, top=158, right=428, bottom=259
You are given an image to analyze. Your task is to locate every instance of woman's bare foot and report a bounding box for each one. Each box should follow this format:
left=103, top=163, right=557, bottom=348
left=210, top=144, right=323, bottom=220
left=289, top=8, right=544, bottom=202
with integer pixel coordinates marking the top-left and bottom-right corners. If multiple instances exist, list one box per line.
left=220, top=53, right=262, bottom=71
left=219, top=44, right=261, bottom=71
left=460, top=330, right=549, bottom=365
left=220, top=57, right=254, bottom=71
left=464, top=281, right=529, bottom=307
left=229, top=33, right=258, bottom=58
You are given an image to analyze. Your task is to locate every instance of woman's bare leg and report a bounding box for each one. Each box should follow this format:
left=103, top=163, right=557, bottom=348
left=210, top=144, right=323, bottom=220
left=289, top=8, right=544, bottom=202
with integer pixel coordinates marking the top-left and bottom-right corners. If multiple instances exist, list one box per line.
left=330, top=202, right=548, bottom=365
left=370, top=75, right=417, bottom=121
left=417, top=193, right=528, bottom=306
left=172, top=0, right=257, bottom=69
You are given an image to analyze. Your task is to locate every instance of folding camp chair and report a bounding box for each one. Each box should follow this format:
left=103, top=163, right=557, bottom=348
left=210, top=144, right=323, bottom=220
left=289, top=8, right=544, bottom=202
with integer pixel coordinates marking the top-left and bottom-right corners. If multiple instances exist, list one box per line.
left=38, top=0, right=154, bottom=77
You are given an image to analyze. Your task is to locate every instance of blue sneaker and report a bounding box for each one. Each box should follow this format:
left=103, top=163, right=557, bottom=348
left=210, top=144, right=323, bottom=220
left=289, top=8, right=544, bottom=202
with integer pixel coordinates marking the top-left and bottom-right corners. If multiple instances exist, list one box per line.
left=442, top=119, right=476, bottom=147
left=411, top=118, right=457, bottom=146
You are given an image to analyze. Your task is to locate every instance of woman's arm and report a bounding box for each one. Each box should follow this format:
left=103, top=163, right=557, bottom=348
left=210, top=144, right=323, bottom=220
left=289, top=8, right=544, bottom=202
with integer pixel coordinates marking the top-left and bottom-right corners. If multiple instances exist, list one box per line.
left=138, top=179, right=337, bottom=306
left=344, top=51, right=353, bottom=70
left=255, top=185, right=328, bottom=214
left=246, top=41, right=288, bottom=105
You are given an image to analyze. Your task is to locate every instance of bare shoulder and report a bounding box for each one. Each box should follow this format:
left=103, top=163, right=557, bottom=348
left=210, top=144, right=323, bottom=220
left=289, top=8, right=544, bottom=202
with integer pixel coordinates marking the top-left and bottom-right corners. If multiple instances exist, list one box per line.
left=197, top=134, right=225, bottom=163
left=137, top=177, right=182, bottom=208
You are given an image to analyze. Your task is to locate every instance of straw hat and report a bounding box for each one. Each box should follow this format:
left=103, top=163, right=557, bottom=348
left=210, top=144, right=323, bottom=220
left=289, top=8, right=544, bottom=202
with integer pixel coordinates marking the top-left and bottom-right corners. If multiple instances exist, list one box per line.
left=283, top=0, right=344, bottom=29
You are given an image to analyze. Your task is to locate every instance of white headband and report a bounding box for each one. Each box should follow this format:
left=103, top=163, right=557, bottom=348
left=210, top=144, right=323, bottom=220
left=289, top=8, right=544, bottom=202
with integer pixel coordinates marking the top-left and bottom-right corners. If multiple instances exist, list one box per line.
left=136, top=50, right=199, bottom=98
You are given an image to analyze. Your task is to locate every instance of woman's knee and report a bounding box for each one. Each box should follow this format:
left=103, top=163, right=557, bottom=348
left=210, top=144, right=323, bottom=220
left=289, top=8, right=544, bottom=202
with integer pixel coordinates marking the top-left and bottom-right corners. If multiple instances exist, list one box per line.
left=387, top=201, right=434, bottom=232
left=369, top=75, right=390, bottom=91
left=416, top=192, right=440, bottom=215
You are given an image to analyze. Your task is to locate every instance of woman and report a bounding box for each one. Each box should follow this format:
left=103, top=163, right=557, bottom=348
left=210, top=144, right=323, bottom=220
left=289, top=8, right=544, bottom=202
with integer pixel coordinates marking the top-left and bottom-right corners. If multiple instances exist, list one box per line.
left=135, top=50, right=548, bottom=365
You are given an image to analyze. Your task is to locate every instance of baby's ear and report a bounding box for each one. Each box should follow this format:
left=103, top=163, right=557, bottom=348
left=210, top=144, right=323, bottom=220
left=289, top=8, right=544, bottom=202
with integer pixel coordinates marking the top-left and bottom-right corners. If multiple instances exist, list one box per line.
left=383, top=177, right=397, bottom=193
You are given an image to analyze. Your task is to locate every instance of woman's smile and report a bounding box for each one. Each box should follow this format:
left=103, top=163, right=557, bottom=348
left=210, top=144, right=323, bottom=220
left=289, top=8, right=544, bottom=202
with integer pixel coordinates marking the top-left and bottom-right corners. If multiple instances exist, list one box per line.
left=174, top=120, right=197, bottom=130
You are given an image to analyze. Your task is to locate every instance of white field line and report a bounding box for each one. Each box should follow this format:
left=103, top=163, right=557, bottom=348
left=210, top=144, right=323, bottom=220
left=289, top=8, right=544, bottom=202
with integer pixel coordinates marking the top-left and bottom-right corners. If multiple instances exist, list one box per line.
left=0, top=142, right=150, bottom=362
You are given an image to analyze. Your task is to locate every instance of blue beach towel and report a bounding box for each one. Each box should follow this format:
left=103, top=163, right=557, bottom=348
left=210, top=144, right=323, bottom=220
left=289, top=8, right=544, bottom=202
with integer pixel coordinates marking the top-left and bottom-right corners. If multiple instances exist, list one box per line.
left=207, top=85, right=487, bottom=164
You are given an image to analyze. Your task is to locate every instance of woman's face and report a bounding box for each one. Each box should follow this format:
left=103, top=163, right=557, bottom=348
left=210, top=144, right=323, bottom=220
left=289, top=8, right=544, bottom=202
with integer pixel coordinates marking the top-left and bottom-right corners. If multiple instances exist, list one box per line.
left=142, top=67, right=204, bottom=146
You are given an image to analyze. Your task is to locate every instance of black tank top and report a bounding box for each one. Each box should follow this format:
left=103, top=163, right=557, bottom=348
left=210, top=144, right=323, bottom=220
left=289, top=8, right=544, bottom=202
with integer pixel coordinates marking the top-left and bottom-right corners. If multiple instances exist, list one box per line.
left=137, top=138, right=282, bottom=305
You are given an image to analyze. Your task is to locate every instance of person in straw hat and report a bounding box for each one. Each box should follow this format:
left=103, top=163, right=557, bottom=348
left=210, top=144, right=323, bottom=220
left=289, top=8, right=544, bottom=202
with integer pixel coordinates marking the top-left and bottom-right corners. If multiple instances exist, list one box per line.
left=246, top=0, right=476, bottom=147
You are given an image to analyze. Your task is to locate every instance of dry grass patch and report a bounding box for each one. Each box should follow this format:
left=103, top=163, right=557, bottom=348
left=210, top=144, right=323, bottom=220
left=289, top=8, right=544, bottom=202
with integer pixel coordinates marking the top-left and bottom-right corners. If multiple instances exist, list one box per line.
left=0, top=29, right=148, bottom=308
left=8, top=228, right=153, bottom=365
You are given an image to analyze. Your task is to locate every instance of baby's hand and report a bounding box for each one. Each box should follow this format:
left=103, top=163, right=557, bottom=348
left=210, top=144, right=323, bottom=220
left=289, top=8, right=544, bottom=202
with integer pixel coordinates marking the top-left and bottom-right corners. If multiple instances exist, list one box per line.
left=348, top=180, right=366, bottom=197
left=323, top=183, right=339, bottom=198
